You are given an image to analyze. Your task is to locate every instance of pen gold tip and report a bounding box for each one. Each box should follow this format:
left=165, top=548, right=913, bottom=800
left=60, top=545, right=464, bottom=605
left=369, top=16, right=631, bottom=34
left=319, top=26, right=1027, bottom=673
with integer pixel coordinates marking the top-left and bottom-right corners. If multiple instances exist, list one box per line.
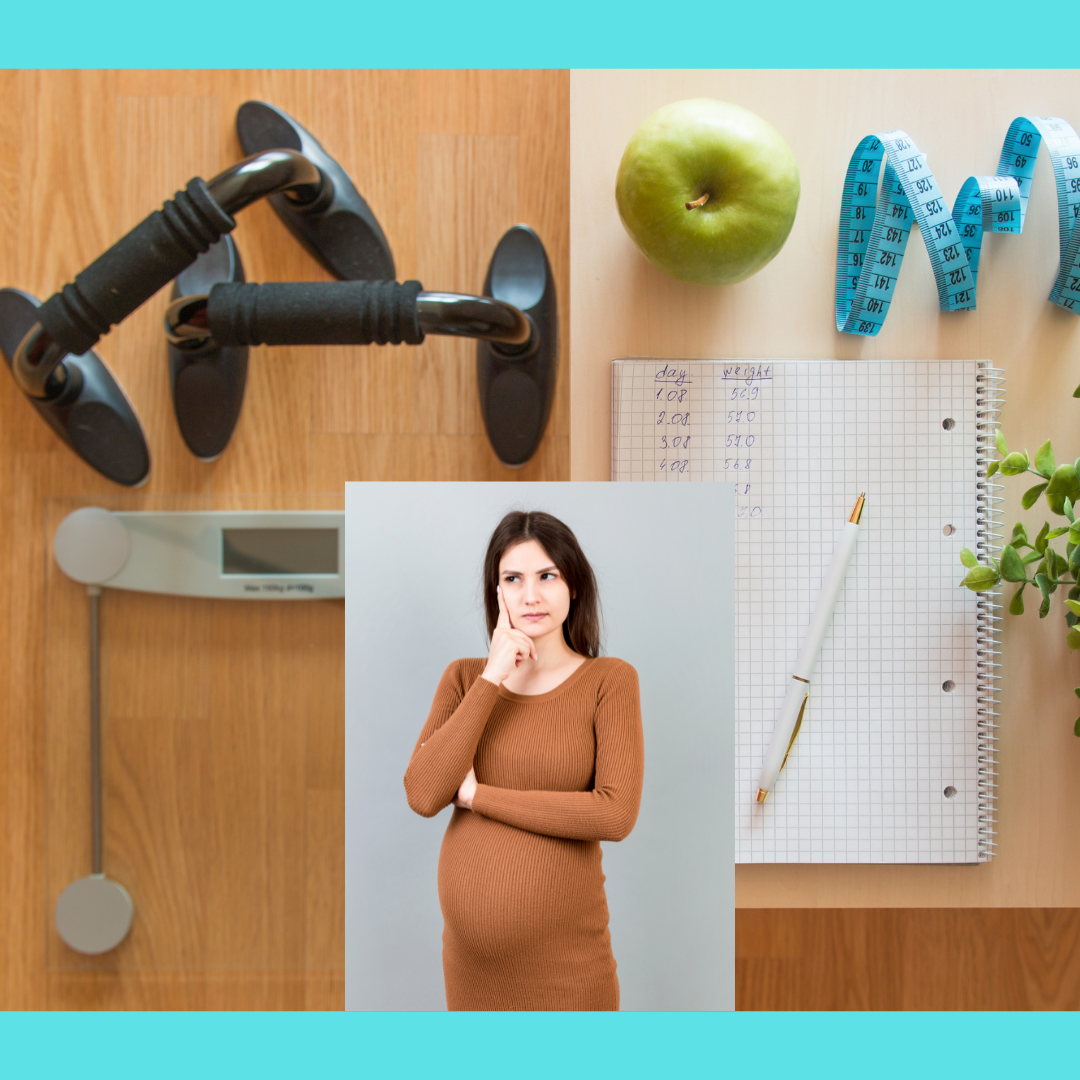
left=755, top=789, right=769, bottom=803
left=849, top=493, right=866, bottom=524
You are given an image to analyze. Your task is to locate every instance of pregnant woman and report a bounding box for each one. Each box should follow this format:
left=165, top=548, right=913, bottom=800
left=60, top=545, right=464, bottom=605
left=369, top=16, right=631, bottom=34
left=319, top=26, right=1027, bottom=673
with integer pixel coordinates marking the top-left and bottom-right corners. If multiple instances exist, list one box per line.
left=403, top=510, right=644, bottom=1011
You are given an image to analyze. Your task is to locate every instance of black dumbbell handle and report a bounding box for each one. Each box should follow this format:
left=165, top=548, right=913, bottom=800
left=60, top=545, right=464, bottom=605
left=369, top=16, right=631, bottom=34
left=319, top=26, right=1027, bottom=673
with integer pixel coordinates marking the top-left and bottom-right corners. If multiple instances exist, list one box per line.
left=208, top=281, right=425, bottom=347
left=35, top=178, right=234, bottom=363
left=14, top=150, right=321, bottom=398
left=166, top=282, right=534, bottom=352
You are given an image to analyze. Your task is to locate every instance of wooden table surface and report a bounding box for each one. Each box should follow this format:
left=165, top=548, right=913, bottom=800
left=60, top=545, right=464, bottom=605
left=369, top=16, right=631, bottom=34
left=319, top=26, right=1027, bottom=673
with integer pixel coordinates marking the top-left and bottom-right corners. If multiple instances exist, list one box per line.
left=0, top=69, right=568, bottom=1010
left=570, top=69, right=1080, bottom=908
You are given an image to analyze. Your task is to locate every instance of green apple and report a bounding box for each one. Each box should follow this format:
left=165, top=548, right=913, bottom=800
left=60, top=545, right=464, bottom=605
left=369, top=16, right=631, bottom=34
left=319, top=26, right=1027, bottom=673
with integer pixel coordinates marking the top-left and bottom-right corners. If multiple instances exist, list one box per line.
left=615, top=98, right=800, bottom=286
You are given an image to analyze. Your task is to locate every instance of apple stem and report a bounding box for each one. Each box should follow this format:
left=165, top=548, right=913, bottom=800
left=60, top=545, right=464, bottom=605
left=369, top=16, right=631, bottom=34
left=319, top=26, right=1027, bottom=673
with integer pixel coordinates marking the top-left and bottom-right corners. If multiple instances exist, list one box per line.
left=685, top=193, right=710, bottom=210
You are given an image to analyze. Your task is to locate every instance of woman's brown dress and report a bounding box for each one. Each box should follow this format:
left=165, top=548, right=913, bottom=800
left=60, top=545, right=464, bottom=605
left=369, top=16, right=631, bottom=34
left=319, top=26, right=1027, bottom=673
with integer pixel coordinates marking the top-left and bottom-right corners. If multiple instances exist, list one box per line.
left=403, top=656, right=644, bottom=1010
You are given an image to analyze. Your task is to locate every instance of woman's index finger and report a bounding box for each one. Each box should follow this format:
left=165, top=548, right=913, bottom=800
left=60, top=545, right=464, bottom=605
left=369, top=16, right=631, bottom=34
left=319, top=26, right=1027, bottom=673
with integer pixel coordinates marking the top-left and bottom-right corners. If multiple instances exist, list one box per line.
left=496, top=584, right=512, bottom=627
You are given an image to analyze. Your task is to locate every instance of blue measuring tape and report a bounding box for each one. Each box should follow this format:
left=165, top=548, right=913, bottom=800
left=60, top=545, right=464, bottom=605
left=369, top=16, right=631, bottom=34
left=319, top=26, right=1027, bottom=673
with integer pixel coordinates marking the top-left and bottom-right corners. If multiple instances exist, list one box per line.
left=836, top=117, right=1080, bottom=336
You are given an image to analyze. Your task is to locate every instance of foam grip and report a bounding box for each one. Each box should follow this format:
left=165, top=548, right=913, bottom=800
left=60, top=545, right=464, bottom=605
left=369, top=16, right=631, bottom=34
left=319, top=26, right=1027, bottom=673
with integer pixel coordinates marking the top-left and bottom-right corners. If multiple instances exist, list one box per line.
left=206, top=281, right=425, bottom=346
left=37, top=179, right=235, bottom=357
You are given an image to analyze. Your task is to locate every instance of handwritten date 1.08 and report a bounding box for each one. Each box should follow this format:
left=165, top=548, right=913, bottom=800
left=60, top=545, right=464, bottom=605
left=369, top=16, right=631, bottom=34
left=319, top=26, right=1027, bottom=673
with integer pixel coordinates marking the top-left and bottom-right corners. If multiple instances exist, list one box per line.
left=656, top=387, right=689, bottom=403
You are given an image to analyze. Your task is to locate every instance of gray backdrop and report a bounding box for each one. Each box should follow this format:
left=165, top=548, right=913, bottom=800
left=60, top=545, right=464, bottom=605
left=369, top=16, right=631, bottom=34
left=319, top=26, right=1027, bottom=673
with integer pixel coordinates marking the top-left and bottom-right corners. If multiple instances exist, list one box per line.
left=345, top=482, right=734, bottom=1010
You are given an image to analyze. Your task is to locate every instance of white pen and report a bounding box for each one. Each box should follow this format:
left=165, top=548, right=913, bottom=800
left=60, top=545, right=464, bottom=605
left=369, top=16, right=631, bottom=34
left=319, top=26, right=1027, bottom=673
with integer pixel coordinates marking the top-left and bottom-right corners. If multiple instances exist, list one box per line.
left=755, top=493, right=865, bottom=803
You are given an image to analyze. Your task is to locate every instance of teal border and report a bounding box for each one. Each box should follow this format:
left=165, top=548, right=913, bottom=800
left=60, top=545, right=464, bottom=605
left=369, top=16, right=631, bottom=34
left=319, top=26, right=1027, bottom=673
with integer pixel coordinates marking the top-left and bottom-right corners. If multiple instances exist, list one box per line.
left=2, top=0, right=1073, bottom=1061
left=1, top=1011, right=1078, bottom=1076
left=0, top=0, right=1061, bottom=68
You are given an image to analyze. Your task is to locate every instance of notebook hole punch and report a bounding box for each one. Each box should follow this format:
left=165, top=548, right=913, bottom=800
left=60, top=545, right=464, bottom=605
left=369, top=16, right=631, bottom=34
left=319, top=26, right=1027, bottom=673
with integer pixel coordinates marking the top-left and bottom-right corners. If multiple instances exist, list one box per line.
left=944, top=786, right=958, bottom=799
left=942, top=524, right=956, bottom=535
left=942, top=680, right=955, bottom=692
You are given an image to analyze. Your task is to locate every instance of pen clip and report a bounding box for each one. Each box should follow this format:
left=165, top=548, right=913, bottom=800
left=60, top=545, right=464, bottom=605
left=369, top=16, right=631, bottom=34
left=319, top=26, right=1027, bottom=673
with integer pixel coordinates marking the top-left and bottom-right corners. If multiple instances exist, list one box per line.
left=779, top=692, right=809, bottom=774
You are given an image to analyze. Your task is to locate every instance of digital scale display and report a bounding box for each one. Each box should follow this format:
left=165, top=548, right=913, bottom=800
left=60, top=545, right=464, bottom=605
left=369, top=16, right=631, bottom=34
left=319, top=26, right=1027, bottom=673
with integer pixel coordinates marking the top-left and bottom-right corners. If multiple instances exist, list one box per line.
left=53, top=509, right=345, bottom=600
left=221, top=528, right=339, bottom=576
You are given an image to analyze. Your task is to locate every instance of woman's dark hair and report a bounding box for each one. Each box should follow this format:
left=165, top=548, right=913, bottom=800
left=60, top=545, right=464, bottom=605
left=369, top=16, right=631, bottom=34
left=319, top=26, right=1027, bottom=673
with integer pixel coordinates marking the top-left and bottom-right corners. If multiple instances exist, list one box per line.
left=483, top=510, right=602, bottom=658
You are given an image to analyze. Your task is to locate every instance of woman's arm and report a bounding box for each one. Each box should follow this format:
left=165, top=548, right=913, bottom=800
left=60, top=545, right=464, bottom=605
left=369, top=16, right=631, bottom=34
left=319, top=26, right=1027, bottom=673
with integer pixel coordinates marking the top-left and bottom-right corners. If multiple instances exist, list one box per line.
left=405, top=593, right=539, bottom=818
left=403, top=662, right=501, bottom=818
left=469, top=661, right=644, bottom=842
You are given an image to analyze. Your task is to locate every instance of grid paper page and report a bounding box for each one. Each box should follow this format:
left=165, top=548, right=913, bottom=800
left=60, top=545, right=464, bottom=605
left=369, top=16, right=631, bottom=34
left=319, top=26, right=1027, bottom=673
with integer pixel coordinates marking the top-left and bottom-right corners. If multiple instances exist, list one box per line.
left=613, top=359, right=985, bottom=863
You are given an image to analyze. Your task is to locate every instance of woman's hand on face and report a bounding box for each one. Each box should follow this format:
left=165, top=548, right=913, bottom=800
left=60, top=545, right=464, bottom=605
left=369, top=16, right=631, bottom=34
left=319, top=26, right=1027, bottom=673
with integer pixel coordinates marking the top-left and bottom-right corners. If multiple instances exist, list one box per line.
left=481, top=586, right=537, bottom=686
left=452, top=767, right=478, bottom=810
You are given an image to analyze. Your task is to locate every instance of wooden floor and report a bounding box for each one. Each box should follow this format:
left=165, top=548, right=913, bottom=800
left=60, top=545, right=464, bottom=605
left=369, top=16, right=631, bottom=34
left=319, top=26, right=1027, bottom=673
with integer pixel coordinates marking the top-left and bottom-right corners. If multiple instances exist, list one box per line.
left=738, top=909, right=1080, bottom=1009
left=0, top=70, right=568, bottom=1010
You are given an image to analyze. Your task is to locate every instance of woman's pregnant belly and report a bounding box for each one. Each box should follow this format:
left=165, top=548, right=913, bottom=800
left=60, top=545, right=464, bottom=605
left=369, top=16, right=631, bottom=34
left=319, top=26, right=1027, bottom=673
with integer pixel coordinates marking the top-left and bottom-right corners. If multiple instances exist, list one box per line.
left=438, top=807, right=609, bottom=961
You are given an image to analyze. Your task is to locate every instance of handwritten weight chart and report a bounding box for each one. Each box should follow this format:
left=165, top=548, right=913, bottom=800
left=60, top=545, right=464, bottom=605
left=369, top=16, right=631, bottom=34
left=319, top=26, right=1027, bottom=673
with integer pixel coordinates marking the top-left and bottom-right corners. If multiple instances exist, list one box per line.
left=612, top=358, right=990, bottom=862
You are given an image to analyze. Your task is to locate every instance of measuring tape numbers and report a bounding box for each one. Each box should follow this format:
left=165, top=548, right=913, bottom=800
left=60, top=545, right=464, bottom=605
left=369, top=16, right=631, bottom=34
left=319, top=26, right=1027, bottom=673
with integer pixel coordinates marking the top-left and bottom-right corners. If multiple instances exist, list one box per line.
left=836, top=117, right=1080, bottom=336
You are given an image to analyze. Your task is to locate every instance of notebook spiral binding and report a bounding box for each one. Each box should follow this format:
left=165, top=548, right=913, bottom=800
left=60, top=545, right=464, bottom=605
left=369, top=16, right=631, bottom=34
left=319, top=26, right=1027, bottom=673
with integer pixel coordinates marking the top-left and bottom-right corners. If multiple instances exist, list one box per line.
left=975, top=362, right=1004, bottom=860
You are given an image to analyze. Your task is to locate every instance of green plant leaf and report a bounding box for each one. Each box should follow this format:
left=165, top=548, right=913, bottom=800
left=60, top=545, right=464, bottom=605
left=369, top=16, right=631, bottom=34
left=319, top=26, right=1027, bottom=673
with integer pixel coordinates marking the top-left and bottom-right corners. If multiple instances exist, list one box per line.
left=1066, top=497, right=1075, bottom=523
left=1044, top=550, right=1064, bottom=588
left=999, top=451, right=1031, bottom=476
left=1011, top=522, right=1030, bottom=548
left=1009, top=585, right=1026, bottom=615
left=1070, top=543, right=1080, bottom=577
left=1074, top=686, right=1080, bottom=700
left=1048, top=526, right=1070, bottom=539
left=995, top=429, right=1008, bottom=456
left=1070, top=523, right=1080, bottom=547
left=962, top=566, right=1001, bottom=592
left=1053, top=548, right=1070, bottom=582
left=1036, top=572, right=1052, bottom=617
left=1046, top=465, right=1080, bottom=515
left=1070, top=628, right=1080, bottom=650
left=1074, top=714, right=1080, bottom=736
left=1000, top=545, right=1027, bottom=582
left=1035, top=439, right=1057, bottom=478
left=1035, top=521, right=1050, bottom=553
left=987, top=459, right=1000, bottom=478
left=1046, top=547, right=1060, bottom=578
left=1022, top=483, right=1048, bottom=509
left=1023, top=549, right=1044, bottom=565
left=960, top=547, right=978, bottom=568
left=1066, top=600, right=1080, bottom=617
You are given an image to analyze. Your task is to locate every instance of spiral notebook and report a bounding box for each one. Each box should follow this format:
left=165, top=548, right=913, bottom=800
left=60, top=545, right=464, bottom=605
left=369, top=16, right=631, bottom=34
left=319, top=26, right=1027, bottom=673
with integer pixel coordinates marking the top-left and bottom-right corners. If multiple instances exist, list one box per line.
left=612, top=358, right=1002, bottom=863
